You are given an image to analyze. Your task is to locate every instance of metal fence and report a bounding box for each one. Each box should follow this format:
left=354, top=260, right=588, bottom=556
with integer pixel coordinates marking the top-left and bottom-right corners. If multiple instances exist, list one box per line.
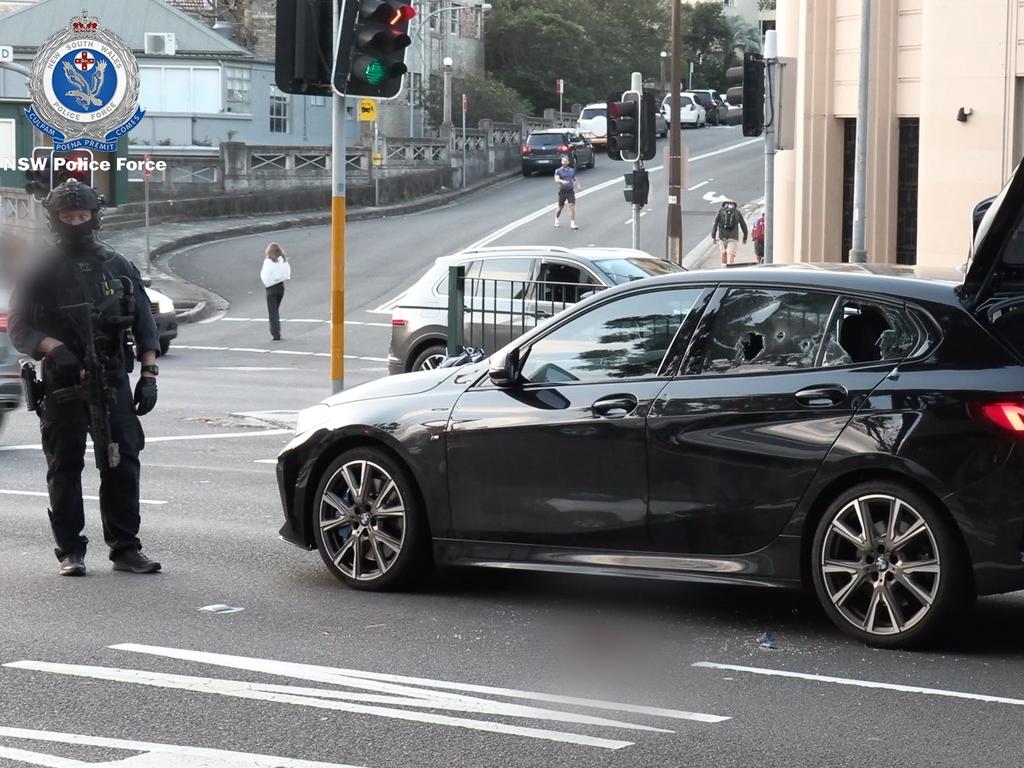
left=446, top=266, right=604, bottom=357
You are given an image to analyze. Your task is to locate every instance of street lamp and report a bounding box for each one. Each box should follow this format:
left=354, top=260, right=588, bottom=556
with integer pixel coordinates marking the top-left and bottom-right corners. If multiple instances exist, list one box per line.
left=407, top=1, right=492, bottom=138
left=660, top=51, right=668, bottom=94
left=441, top=56, right=454, bottom=136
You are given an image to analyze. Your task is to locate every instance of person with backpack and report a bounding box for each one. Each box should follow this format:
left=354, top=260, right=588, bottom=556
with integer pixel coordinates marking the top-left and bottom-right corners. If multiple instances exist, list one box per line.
left=751, top=212, right=765, bottom=263
left=711, top=200, right=748, bottom=265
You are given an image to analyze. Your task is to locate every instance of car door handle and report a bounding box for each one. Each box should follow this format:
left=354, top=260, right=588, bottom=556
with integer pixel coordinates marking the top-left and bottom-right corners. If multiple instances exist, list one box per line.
left=794, top=385, right=848, bottom=408
left=592, top=394, right=639, bottom=418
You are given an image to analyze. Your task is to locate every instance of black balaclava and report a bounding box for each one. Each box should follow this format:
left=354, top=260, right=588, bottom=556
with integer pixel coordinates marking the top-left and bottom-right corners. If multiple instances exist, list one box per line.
left=44, top=179, right=101, bottom=250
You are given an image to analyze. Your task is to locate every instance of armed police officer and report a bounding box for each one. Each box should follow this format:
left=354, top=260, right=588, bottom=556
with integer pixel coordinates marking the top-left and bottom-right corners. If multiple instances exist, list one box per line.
left=8, top=178, right=162, bottom=577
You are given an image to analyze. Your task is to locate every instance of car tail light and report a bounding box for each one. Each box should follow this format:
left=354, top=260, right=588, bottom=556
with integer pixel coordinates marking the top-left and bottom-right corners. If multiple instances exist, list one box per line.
left=521, top=145, right=531, bottom=154
left=391, top=318, right=407, bottom=327
left=0, top=313, right=7, bottom=333
left=973, top=401, right=1024, bottom=433
left=557, top=144, right=569, bottom=153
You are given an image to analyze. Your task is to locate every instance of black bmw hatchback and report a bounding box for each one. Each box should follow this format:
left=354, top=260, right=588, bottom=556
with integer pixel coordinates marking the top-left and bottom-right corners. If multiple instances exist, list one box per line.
left=277, top=164, right=1024, bottom=648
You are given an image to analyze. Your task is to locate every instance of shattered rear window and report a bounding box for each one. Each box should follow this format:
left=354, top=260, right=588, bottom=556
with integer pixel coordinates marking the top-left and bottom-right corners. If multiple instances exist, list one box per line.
left=701, top=288, right=837, bottom=374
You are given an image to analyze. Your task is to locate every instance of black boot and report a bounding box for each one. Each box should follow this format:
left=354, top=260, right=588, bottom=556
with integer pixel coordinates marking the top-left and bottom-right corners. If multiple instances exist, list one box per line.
left=112, top=549, right=161, bottom=573
left=59, top=552, right=86, bottom=577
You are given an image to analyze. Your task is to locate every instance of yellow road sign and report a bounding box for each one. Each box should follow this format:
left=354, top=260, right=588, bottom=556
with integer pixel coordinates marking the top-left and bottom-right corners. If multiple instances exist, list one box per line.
left=372, top=152, right=383, bottom=166
left=359, top=99, right=377, bottom=121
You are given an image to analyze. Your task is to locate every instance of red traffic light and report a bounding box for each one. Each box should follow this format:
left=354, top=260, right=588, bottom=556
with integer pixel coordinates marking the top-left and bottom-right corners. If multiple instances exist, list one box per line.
left=361, top=0, right=415, bottom=25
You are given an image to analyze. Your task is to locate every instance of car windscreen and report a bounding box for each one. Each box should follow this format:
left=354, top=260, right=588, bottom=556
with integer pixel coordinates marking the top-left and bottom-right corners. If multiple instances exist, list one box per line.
left=594, top=258, right=685, bottom=284
left=664, top=95, right=694, bottom=107
left=527, top=134, right=565, bottom=147
left=579, top=107, right=605, bottom=120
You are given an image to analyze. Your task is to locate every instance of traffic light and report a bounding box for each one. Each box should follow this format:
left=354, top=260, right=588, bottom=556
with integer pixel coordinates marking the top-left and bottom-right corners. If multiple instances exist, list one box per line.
left=24, top=147, right=52, bottom=201
left=623, top=169, right=650, bottom=207
left=275, top=0, right=333, bottom=96
left=743, top=52, right=765, bottom=136
left=52, top=149, right=94, bottom=188
left=638, top=91, right=657, bottom=161
left=334, top=0, right=416, bottom=99
left=607, top=90, right=640, bottom=161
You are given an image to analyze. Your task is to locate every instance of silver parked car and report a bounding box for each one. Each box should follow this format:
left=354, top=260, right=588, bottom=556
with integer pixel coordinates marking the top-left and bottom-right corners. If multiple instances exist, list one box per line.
left=388, top=246, right=685, bottom=374
left=0, top=288, right=23, bottom=435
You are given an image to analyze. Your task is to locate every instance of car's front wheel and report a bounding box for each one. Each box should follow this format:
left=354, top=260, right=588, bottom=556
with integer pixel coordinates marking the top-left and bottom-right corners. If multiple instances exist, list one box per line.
left=411, top=344, right=447, bottom=372
left=811, top=482, right=972, bottom=648
left=312, top=448, right=428, bottom=590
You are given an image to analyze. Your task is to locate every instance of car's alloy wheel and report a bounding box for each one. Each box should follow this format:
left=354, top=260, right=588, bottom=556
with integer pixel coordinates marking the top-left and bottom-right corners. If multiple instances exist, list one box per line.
left=313, top=449, right=427, bottom=590
left=412, top=344, right=447, bottom=371
left=811, top=483, right=970, bottom=647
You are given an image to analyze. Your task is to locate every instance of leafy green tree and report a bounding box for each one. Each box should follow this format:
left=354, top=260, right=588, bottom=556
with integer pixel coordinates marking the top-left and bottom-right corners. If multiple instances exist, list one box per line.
left=422, top=71, right=532, bottom=128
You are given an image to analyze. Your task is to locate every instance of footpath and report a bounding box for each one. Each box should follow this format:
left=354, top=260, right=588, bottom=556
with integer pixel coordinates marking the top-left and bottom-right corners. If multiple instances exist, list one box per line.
left=102, top=169, right=519, bottom=323
left=682, top=198, right=765, bottom=271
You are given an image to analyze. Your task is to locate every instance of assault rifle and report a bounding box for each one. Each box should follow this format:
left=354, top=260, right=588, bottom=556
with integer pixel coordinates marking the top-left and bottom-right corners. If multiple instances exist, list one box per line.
left=54, top=302, right=121, bottom=470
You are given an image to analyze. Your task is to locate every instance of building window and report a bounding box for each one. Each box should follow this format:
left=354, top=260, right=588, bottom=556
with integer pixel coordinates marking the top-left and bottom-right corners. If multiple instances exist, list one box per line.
left=270, top=87, right=290, bottom=133
left=428, top=2, right=438, bottom=30
left=450, top=8, right=459, bottom=35
left=139, top=65, right=221, bottom=113
left=896, top=118, right=920, bottom=265
left=311, top=95, right=326, bottom=107
left=225, top=66, right=251, bottom=112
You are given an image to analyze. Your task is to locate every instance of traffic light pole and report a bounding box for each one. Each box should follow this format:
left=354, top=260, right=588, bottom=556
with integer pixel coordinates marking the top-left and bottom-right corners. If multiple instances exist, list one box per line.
left=631, top=71, right=642, bottom=250
left=331, top=2, right=347, bottom=394
left=666, top=0, right=683, bottom=264
left=763, top=31, right=777, bottom=265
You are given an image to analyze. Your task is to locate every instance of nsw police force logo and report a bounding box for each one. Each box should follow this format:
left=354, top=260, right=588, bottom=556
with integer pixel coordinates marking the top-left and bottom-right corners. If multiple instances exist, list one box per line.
left=25, top=9, right=145, bottom=152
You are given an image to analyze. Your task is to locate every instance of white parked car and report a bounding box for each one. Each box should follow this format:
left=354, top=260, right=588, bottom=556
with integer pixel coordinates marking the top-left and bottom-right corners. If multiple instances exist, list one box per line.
left=661, top=93, right=706, bottom=128
left=576, top=102, right=608, bottom=146
left=0, top=289, right=23, bottom=436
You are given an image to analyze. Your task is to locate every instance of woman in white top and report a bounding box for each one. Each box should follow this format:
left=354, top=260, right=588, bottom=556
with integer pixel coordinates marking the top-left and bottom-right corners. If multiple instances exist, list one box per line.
left=260, top=242, right=291, bottom=341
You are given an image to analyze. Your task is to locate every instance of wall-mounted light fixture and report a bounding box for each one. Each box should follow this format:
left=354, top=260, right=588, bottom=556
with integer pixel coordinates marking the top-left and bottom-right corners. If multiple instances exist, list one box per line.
left=957, top=106, right=973, bottom=123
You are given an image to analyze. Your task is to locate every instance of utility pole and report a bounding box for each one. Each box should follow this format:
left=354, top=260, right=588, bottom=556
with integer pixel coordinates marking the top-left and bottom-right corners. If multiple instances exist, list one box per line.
left=631, top=71, right=642, bottom=250
left=763, top=30, right=777, bottom=264
left=666, top=0, right=683, bottom=263
left=849, top=0, right=871, bottom=263
left=330, top=1, right=346, bottom=393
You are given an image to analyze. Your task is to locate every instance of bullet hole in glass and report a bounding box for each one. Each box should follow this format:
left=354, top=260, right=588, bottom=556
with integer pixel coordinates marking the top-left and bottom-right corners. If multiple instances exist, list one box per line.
left=741, top=332, right=764, bottom=361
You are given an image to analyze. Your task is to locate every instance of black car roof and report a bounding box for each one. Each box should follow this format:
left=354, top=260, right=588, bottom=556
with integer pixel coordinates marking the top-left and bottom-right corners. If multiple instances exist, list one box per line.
left=615, top=263, right=964, bottom=306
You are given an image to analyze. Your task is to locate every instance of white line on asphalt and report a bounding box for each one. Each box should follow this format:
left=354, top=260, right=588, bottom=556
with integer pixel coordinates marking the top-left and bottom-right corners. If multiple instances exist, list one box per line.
left=0, top=429, right=291, bottom=453
left=693, top=662, right=1024, bottom=707
left=0, top=727, right=366, bottom=768
left=216, top=318, right=391, bottom=327
left=6, top=662, right=637, bottom=751
left=112, top=643, right=729, bottom=724
left=0, top=744, right=85, bottom=767
left=0, top=490, right=167, bottom=506
left=254, top=459, right=278, bottom=464
left=212, top=366, right=297, bottom=371
left=172, top=344, right=388, bottom=362
left=687, top=180, right=711, bottom=191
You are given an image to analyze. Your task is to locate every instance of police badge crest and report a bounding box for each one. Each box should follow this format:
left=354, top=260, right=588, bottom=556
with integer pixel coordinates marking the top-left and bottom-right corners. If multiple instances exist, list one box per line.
left=25, top=9, right=145, bottom=152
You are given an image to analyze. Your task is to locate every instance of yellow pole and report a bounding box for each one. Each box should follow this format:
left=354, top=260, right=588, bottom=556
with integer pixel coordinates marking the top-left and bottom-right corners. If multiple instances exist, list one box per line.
left=330, top=195, right=346, bottom=391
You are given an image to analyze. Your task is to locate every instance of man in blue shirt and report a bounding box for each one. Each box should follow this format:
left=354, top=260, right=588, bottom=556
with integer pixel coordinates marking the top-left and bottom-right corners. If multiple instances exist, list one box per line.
left=553, top=156, right=582, bottom=230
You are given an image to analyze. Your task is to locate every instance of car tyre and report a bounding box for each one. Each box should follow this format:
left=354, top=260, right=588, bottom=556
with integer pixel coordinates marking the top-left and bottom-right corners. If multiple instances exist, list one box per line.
left=159, top=339, right=170, bottom=356
left=312, top=447, right=430, bottom=591
left=521, top=168, right=532, bottom=177
left=411, top=344, right=447, bottom=372
left=810, top=481, right=972, bottom=648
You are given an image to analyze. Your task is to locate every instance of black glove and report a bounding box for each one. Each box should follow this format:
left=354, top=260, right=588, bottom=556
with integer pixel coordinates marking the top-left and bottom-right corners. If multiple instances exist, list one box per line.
left=43, top=344, right=82, bottom=386
left=134, top=376, right=158, bottom=416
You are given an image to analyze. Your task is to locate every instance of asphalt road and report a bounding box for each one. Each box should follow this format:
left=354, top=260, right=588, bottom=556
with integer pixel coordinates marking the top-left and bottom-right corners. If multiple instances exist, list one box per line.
left=4, top=126, right=1024, bottom=768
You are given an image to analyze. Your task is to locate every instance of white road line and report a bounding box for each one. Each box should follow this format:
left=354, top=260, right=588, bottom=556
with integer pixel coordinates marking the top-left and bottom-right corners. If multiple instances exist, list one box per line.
left=6, top=662, right=636, bottom=751
left=0, top=727, right=366, bottom=768
left=693, top=662, right=1024, bottom=707
left=254, top=459, right=278, bottom=464
left=218, top=318, right=390, bottom=327
left=0, top=429, right=291, bottom=453
left=0, top=490, right=166, bottom=506
left=172, top=345, right=388, bottom=362
left=687, top=180, right=711, bottom=191
left=112, top=643, right=728, bottom=724
left=212, top=366, right=297, bottom=371
left=0, top=744, right=84, bottom=767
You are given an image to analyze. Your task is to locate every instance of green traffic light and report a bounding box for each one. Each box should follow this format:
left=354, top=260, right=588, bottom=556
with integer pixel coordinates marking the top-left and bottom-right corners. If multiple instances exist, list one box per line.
left=364, top=59, right=387, bottom=85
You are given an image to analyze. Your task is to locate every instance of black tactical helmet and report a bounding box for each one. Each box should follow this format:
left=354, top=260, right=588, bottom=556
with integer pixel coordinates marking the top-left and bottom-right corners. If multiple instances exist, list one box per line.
left=44, top=178, right=102, bottom=213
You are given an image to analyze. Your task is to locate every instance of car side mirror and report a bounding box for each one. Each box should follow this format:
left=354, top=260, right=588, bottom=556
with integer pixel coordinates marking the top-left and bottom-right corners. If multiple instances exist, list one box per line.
left=488, top=347, right=522, bottom=387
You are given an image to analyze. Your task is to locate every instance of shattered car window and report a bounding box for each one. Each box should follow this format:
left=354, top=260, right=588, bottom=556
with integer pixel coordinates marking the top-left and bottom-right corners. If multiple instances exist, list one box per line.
left=821, top=300, right=921, bottom=366
left=701, top=288, right=837, bottom=374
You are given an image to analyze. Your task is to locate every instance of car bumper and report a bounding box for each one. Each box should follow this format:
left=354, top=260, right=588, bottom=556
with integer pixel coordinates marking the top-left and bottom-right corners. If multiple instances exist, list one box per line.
left=154, top=311, right=178, bottom=344
left=388, top=354, right=404, bottom=376
left=276, top=430, right=326, bottom=551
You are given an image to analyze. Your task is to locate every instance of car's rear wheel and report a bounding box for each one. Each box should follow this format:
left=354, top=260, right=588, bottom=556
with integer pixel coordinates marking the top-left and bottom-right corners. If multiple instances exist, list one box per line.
left=411, top=344, right=447, bottom=372
left=312, top=448, right=428, bottom=590
left=811, top=482, right=971, bottom=648
left=521, top=167, right=532, bottom=177
left=159, top=339, right=170, bottom=356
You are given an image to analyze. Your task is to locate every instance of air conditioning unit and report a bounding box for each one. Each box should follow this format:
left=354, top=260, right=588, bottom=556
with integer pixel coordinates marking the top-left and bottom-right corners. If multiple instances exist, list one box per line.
left=144, top=33, right=177, bottom=56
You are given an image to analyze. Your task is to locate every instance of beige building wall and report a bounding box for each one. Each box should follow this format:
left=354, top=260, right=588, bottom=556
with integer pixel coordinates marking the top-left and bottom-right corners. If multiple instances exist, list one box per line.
left=775, top=0, right=1022, bottom=269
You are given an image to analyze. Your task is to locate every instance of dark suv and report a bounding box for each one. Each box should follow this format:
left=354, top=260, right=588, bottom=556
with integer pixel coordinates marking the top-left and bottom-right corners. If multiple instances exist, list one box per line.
left=686, top=89, right=722, bottom=125
left=521, top=129, right=595, bottom=177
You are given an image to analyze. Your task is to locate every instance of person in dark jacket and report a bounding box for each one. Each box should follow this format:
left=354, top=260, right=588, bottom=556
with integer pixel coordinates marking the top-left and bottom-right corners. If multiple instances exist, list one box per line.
left=711, top=199, right=749, bottom=265
left=8, top=179, right=162, bottom=577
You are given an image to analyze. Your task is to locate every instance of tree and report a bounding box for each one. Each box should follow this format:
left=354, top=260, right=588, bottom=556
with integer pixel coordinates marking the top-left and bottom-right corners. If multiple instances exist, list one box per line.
left=422, top=71, right=532, bottom=128
left=724, top=15, right=762, bottom=56
left=678, top=2, right=733, bottom=91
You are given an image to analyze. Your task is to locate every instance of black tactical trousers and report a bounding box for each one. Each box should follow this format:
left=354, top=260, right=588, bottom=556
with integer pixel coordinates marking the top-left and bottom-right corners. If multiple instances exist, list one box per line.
left=266, top=282, right=285, bottom=339
left=39, top=376, right=145, bottom=561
